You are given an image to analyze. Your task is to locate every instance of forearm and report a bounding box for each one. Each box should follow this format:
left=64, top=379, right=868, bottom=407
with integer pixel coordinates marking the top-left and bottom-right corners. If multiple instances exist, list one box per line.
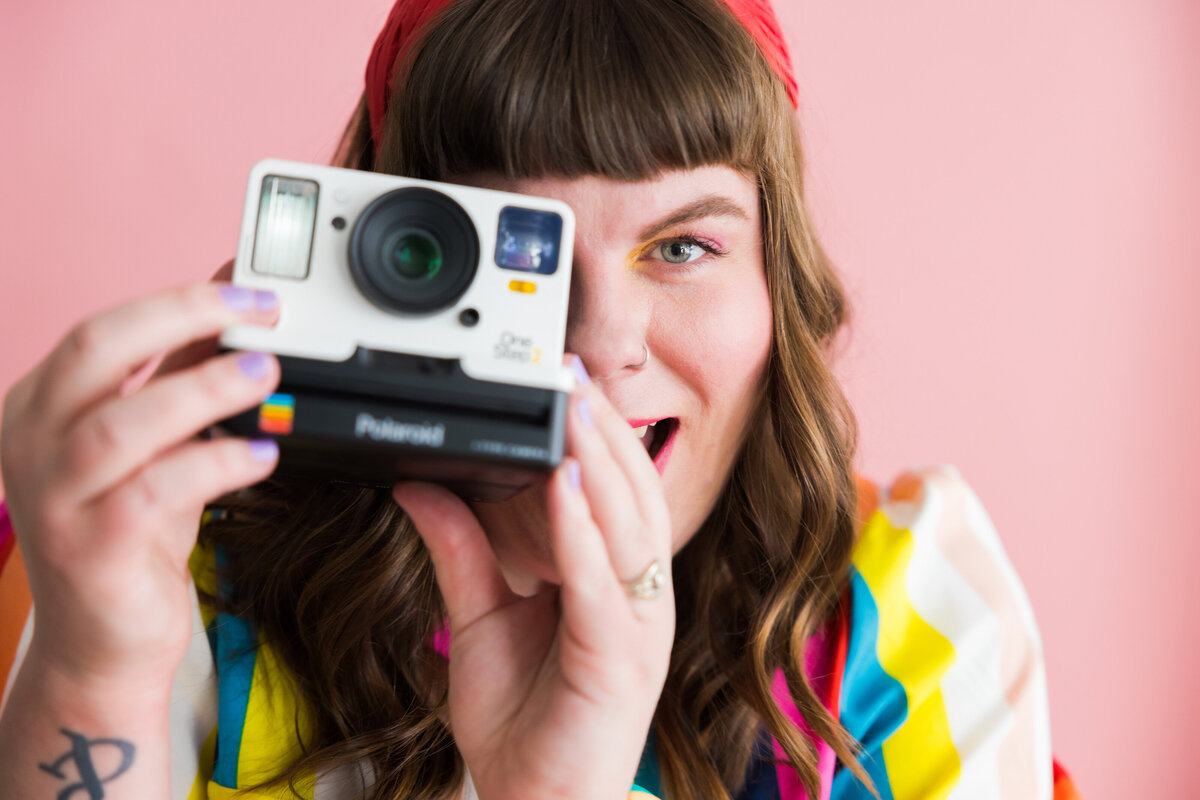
left=0, top=651, right=173, bottom=800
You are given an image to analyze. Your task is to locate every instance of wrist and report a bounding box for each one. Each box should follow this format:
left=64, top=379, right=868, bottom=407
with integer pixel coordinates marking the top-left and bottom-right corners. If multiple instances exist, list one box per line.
left=19, top=641, right=176, bottom=719
left=0, top=647, right=173, bottom=800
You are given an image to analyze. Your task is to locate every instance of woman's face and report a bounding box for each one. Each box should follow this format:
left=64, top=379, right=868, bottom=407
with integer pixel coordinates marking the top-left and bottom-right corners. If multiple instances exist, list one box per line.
left=462, top=166, right=774, bottom=588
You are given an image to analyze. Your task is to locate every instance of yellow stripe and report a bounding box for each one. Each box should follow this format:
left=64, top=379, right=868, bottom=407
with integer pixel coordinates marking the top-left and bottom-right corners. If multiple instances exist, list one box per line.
left=188, top=538, right=316, bottom=797
left=188, top=542, right=316, bottom=796
left=853, top=510, right=961, bottom=799
left=188, top=541, right=219, bottom=631
left=237, top=640, right=316, bottom=797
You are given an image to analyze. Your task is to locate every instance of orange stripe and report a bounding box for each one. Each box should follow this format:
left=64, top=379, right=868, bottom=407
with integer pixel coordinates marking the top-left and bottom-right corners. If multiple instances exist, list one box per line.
left=1052, top=760, right=1084, bottom=800
left=855, top=474, right=881, bottom=524
left=0, top=544, right=33, bottom=691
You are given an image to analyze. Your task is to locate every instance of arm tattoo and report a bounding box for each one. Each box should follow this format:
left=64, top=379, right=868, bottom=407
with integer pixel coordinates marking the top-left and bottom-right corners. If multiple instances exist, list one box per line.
left=37, top=728, right=136, bottom=800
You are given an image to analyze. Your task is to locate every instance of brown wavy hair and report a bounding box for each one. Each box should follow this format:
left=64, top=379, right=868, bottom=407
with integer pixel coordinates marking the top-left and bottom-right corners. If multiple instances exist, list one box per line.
left=202, top=0, right=874, bottom=797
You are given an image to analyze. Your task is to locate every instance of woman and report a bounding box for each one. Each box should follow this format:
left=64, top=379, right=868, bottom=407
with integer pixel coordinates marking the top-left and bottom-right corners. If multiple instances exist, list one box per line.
left=0, top=0, right=1080, bottom=797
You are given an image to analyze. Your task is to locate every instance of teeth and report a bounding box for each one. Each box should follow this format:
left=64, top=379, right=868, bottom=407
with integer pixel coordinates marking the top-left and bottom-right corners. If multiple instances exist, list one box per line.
left=633, top=425, right=648, bottom=438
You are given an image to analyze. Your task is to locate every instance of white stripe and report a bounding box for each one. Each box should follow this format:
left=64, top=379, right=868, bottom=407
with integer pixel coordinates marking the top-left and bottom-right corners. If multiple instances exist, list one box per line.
left=169, top=582, right=218, bottom=799
left=959, top=478, right=1054, bottom=800
left=1, top=610, right=34, bottom=708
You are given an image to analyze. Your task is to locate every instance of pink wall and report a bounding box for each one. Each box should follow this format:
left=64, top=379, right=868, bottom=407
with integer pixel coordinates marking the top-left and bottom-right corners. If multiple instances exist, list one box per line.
left=1, top=2, right=1196, bottom=796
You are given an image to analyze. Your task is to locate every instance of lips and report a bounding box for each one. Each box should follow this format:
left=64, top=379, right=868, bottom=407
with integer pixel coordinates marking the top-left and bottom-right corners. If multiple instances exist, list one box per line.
left=628, top=417, right=679, bottom=475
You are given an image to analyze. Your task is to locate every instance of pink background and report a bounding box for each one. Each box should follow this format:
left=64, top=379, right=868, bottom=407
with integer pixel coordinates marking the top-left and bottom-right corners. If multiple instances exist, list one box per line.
left=1, top=2, right=1196, bottom=796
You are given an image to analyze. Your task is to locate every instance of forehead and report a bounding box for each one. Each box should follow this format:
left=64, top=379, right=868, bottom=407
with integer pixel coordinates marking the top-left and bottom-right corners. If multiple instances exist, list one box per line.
left=453, top=166, right=760, bottom=238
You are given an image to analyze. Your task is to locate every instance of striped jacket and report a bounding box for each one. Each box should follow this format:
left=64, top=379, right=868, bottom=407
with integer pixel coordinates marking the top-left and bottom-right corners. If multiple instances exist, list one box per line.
left=0, top=466, right=1082, bottom=799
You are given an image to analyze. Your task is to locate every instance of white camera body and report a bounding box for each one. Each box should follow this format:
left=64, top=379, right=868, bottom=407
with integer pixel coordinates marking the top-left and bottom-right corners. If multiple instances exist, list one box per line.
left=222, top=159, right=574, bottom=393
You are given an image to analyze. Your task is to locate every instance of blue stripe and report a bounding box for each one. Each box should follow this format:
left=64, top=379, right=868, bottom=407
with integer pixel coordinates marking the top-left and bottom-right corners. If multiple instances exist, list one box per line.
left=633, top=728, right=663, bottom=797
left=212, top=611, right=257, bottom=788
left=737, top=731, right=782, bottom=800
left=210, top=549, right=258, bottom=789
left=830, top=569, right=903, bottom=800
left=635, top=727, right=785, bottom=799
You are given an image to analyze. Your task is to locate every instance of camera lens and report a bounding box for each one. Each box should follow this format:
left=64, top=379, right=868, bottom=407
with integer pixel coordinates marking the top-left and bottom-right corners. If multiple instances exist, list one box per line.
left=382, top=229, right=443, bottom=281
left=350, top=187, right=479, bottom=313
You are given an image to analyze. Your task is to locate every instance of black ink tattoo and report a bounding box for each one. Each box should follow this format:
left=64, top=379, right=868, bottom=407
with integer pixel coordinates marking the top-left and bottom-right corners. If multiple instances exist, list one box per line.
left=38, top=728, right=136, bottom=800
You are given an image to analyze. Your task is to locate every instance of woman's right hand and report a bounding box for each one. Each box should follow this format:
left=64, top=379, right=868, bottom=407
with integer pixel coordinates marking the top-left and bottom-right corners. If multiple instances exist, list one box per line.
left=0, top=281, right=281, bottom=693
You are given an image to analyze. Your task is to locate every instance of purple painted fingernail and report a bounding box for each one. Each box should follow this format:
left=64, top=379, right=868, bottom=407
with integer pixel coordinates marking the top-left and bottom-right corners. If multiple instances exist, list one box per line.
left=248, top=439, right=279, bottom=461
left=570, top=355, right=590, bottom=385
left=255, top=289, right=279, bottom=312
left=567, top=461, right=581, bottom=491
left=220, top=285, right=253, bottom=312
left=238, top=351, right=271, bottom=379
left=578, top=397, right=594, bottom=427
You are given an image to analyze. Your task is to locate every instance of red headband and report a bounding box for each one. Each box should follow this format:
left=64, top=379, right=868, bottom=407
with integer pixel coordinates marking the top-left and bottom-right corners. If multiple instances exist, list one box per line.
left=365, top=0, right=799, bottom=153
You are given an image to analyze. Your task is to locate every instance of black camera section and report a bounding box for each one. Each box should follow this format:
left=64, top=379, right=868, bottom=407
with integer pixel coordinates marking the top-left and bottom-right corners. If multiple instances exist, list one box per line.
left=350, top=187, right=479, bottom=313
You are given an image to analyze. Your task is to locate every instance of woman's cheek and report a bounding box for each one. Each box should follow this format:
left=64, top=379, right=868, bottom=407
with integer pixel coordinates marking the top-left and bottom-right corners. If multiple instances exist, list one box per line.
left=657, top=275, right=772, bottom=548
left=681, top=279, right=773, bottom=395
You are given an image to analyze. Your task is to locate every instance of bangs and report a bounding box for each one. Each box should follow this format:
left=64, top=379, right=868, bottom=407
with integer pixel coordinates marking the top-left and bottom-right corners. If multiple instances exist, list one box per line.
left=376, top=0, right=787, bottom=181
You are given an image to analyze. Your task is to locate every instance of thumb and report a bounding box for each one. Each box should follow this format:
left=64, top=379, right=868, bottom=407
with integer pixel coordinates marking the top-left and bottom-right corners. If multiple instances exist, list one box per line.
left=393, top=481, right=513, bottom=631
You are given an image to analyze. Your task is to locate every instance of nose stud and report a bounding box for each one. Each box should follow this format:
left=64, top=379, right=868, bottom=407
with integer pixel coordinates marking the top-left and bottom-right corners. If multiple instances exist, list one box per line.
left=628, top=344, right=650, bottom=370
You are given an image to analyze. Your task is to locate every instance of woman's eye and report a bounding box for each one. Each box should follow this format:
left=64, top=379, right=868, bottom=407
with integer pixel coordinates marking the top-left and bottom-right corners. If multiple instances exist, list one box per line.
left=656, top=239, right=709, bottom=264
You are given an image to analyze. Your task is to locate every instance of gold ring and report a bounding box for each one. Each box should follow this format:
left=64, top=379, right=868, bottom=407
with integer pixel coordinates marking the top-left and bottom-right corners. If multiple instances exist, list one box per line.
left=622, top=559, right=667, bottom=599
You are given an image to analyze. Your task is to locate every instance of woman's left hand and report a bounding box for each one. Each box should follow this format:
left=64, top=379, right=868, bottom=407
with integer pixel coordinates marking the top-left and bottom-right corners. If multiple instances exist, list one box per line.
left=393, top=359, right=674, bottom=800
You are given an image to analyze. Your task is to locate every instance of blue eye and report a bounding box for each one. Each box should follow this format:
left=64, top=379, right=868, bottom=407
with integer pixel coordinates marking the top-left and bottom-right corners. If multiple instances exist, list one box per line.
left=657, top=238, right=709, bottom=264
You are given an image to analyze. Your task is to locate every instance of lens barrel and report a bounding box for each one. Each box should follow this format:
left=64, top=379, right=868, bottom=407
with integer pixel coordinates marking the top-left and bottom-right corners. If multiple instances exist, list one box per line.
left=350, top=187, right=479, bottom=313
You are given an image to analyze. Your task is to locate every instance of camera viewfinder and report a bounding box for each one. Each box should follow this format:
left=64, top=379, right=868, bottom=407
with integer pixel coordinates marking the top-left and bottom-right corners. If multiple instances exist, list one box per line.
left=495, top=206, right=562, bottom=275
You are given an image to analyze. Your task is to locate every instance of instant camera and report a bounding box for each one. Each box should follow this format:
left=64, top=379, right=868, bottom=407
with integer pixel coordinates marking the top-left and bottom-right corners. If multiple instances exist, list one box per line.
left=218, top=159, right=576, bottom=501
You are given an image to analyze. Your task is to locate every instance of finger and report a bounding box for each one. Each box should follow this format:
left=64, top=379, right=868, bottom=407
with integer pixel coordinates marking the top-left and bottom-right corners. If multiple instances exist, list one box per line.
left=567, top=390, right=670, bottom=587
left=33, top=282, right=278, bottom=429
left=565, top=393, right=654, bottom=584
left=574, top=376, right=665, bottom=517
left=548, top=459, right=672, bottom=646
left=545, top=459, right=631, bottom=648
left=89, top=436, right=279, bottom=561
left=150, top=336, right=220, bottom=383
left=119, top=352, right=167, bottom=397
left=392, top=482, right=514, bottom=632
left=56, top=349, right=280, bottom=504
left=149, top=260, right=236, bottom=381
left=565, top=353, right=666, bottom=542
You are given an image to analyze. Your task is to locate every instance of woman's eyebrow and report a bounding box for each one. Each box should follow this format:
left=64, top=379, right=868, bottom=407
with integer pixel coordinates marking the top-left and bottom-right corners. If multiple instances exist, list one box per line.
left=637, top=195, right=750, bottom=241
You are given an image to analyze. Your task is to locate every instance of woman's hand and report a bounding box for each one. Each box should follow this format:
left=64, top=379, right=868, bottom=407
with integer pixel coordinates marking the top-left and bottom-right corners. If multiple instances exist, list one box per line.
left=0, top=281, right=281, bottom=690
left=394, top=357, right=674, bottom=800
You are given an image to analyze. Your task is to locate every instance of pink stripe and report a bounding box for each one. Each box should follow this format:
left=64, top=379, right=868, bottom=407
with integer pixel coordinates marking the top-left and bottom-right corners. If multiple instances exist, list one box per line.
left=431, top=622, right=450, bottom=659
left=771, top=620, right=837, bottom=800
left=0, top=501, right=12, bottom=560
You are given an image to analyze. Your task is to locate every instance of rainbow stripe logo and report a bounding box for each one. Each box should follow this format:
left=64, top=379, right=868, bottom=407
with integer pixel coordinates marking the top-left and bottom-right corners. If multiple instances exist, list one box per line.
left=258, top=393, right=295, bottom=435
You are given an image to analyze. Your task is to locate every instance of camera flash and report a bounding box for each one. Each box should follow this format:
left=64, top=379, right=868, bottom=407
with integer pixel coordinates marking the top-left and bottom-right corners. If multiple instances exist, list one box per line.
left=252, top=176, right=319, bottom=280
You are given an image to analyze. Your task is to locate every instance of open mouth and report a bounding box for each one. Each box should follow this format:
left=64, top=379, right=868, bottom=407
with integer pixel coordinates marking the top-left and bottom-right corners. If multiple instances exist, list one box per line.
left=631, top=417, right=679, bottom=465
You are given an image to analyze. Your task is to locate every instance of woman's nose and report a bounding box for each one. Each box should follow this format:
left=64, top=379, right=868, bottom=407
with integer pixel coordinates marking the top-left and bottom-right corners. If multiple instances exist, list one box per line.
left=564, top=254, right=651, bottom=380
